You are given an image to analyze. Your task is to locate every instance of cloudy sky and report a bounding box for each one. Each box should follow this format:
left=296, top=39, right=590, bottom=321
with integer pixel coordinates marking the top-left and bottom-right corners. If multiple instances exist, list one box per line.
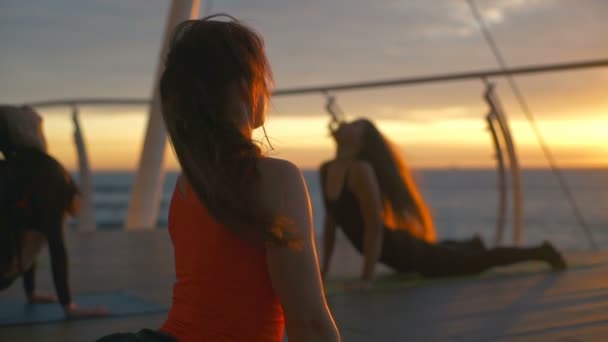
left=1, top=0, right=607, bottom=169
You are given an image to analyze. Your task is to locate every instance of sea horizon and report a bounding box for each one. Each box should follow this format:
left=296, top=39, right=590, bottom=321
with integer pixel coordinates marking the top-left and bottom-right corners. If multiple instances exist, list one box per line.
left=66, top=168, right=608, bottom=251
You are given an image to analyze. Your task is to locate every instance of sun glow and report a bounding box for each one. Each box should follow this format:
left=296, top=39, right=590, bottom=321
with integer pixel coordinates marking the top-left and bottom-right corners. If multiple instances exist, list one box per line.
left=40, top=108, right=608, bottom=171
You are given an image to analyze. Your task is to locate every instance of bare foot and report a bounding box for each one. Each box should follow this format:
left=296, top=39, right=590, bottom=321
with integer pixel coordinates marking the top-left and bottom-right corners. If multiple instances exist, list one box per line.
left=542, top=241, right=567, bottom=271
left=64, top=303, right=111, bottom=319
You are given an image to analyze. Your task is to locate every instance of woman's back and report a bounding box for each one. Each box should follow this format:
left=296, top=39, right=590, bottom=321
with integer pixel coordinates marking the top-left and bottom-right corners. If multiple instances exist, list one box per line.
left=160, top=182, right=284, bottom=341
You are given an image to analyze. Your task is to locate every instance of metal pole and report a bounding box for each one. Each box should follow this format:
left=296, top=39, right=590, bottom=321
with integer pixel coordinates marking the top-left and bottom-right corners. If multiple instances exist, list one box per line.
left=486, top=114, right=507, bottom=246
left=485, top=84, right=524, bottom=245
left=273, top=58, right=608, bottom=96
left=26, top=58, right=608, bottom=108
left=125, top=0, right=201, bottom=230
left=71, top=106, right=96, bottom=231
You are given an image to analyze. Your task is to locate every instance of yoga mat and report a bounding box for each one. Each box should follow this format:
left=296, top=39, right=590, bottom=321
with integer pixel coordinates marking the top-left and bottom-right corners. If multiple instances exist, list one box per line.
left=325, top=255, right=604, bottom=296
left=0, top=292, right=167, bottom=326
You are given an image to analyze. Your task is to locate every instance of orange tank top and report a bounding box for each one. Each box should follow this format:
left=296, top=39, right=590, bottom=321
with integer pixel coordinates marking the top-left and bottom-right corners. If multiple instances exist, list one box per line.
left=160, top=184, right=284, bottom=341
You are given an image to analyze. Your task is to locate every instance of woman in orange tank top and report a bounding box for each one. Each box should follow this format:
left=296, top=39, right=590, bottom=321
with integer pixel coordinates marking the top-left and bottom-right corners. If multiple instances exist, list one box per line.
left=159, top=180, right=286, bottom=341
left=155, top=15, right=341, bottom=342
left=98, top=14, right=339, bottom=342
left=157, top=14, right=338, bottom=342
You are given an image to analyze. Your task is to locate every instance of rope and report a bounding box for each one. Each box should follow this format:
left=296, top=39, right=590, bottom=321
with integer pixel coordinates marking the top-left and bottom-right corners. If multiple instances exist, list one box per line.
left=466, top=0, right=598, bottom=250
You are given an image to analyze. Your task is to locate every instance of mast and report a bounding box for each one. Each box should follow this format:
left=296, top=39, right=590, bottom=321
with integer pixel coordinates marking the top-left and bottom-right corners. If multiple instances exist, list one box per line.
left=125, top=0, right=202, bottom=230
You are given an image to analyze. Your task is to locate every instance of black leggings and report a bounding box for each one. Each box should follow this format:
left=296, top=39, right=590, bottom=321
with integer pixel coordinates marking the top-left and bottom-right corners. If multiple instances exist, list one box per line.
left=414, top=243, right=553, bottom=278
left=380, top=231, right=559, bottom=277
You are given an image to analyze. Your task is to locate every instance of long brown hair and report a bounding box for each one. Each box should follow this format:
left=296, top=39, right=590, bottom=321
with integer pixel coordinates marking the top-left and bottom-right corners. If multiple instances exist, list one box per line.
left=160, top=15, right=293, bottom=246
left=356, top=119, right=436, bottom=242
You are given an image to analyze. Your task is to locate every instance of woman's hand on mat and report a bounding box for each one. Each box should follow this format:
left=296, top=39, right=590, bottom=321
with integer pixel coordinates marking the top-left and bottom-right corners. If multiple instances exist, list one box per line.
left=27, top=292, right=58, bottom=304
left=342, top=279, right=373, bottom=291
left=64, top=303, right=110, bottom=319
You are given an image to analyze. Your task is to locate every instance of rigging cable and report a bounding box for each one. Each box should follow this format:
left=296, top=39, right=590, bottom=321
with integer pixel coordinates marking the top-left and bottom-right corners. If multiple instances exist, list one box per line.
left=465, top=0, right=598, bottom=250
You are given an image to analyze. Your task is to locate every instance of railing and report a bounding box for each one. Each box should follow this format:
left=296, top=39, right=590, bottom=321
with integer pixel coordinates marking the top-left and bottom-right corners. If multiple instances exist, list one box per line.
left=25, top=57, right=608, bottom=247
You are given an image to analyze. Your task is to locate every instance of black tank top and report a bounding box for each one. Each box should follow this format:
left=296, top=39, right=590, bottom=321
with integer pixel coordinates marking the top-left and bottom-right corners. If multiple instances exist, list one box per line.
left=320, top=162, right=430, bottom=272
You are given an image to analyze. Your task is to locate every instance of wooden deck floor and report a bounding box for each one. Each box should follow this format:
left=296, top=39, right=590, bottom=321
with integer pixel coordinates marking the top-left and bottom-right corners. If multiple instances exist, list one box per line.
left=1, top=230, right=607, bottom=341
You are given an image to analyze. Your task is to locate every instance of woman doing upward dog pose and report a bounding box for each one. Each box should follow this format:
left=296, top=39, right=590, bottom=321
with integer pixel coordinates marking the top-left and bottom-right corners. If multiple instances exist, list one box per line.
left=320, top=119, right=566, bottom=287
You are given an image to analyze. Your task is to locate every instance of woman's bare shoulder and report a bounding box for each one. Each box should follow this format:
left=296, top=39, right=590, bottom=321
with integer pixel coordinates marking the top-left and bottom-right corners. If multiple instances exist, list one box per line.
left=348, top=160, right=374, bottom=177
left=319, top=159, right=335, bottom=170
left=345, top=160, right=377, bottom=189
left=258, top=157, right=299, bottom=176
left=257, top=157, right=305, bottom=205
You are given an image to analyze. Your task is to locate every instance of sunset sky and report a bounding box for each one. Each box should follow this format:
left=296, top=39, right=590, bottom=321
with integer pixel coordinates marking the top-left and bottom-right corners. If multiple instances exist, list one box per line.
left=1, top=0, right=607, bottom=170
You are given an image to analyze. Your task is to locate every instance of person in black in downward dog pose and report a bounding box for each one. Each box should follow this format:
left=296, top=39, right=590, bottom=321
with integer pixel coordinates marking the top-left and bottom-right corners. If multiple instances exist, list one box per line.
left=0, top=105, right=108, bottom=319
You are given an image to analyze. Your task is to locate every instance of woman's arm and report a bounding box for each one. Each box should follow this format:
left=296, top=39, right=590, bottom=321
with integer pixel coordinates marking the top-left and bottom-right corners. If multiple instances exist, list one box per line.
left=321, top=214, right=337, bottom=279
left=44, top=213, right=110, bottom=318
left=347, top=161, right=384, bottom=281
left=37, top=161, right=108, bottom=318
left=23, top=264, right=35, bottom=298
left=319, top=162, right=336, bottom=279
left=43, top=220, right=72, bottom=308
left=22, top=263, right=57, bottom=303
left=260, top=158, right=341, bottom=342
left=23, top=263, right=59, bottom=304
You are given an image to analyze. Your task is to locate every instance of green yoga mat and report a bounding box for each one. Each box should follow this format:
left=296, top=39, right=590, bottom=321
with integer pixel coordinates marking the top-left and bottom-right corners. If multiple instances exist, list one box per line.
left=0, top=292, right=167, bottom=326
left=325, top=255, right=604, bottom=296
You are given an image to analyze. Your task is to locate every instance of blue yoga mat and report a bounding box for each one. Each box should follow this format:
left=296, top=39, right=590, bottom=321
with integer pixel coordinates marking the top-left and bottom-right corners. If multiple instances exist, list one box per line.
left=0, top=292, right=167, bottom=326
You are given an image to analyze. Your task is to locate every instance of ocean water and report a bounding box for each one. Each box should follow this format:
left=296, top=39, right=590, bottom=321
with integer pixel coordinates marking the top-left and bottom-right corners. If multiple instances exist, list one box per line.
left=85, top=169, right=608, bottom=250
